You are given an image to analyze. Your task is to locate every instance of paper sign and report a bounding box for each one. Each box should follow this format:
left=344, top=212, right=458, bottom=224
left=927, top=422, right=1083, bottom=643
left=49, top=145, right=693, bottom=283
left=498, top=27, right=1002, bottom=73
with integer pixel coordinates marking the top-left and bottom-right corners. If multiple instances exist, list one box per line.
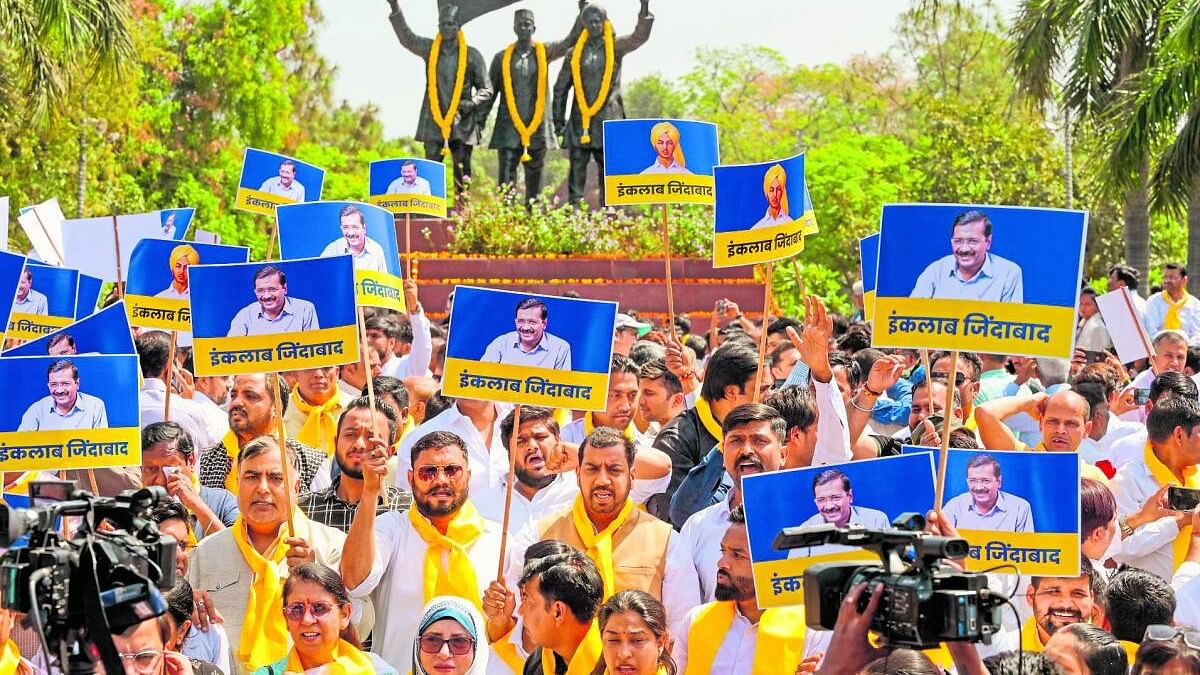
left=17, top=199, right=66, bottom=265
left=61, top=211, right=166, bottom=283
left=75, top=273, right=103, bottom=320
left=235, top=148, right=326, bottom=216
left=712, top=153, right=816, bottom=268
left=194, top=229, right=221, bottom=244
left=4, top=301, right=136, bottom=357
left=368, top=158, right=448, bottom=217
left=859, top=233, right=879, bottom=320
left=124, top=239, right=251, bottom=332
left=602, top=119, right=719, bottom=206
left=9, top=262, right=79, bottom=340
left=1096, top=287, right=1154, bottom=364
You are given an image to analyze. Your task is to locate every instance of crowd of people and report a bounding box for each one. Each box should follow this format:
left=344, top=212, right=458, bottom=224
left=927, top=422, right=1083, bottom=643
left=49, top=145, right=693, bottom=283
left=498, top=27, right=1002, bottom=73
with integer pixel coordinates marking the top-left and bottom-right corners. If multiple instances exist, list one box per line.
left=8, top=262, right=1200, bottom=674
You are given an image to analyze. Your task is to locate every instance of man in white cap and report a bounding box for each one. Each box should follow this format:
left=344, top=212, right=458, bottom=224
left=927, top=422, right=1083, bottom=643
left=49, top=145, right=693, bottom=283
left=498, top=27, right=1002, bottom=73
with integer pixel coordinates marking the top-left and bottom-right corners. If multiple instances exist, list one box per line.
left=614, top=313, right=651, bottom=357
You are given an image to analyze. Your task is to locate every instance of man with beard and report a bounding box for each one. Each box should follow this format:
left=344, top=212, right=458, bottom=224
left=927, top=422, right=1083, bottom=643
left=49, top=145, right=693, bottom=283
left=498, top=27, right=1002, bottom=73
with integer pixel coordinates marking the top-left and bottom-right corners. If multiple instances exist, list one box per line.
left=1021, top=568, right=1106, bottom=652
left=1146, top=262, right=1200, bottom=342
left=506, top=427, right=700, bottom=627
left=637, top=359, right=685, bottom=440
left=197, top=374, right=325, bottom=493
left=787, top=469, right=891, bottom=559
left=298, top=397, right=411, bottom=532
left=561, top=354, right=643, bottom=443
left=284, top=365, right=351, bottom=457
left=673, top=506, right=807, bottom=674
left=942, top=453, right=1035, bottom=532
left=342, top=430, right=503, bottom=671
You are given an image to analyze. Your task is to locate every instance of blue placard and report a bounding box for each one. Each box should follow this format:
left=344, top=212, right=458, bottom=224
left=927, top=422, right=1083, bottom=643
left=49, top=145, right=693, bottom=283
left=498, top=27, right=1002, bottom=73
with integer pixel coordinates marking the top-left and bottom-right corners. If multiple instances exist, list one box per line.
left=75, top=273, right=103, bottom=320
left=235, top=148, right=326, bottom=216
left=4, top=301, right=136, bottom=357
left=367, top=158, right=448, bottom=217
left=859, top=233, right=879, bottom=320
left=159, top=207, right=196, bottom=240
left=602, top=119, right=719, bottom=206
left=712, top=153, right=816, bottom=268
left=124, top=239, right=251, bottom=332
left=0, top=251, right=27, bottom=338
left=10, top=262, right=79, bottom=340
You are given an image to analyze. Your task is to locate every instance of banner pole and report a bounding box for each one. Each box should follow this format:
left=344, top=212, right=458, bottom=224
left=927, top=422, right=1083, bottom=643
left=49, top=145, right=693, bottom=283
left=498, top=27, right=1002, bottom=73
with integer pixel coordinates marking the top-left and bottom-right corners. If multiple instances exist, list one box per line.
left=358, top=307, right=380, bottom=421
left=30, top=207, right=64, bottom=264
left=272, top=373, right=297, bottom=535
left=112, top=214, right=125, bottom=298
left=661, top=204, right=677, bottom=341
left=790, top=257, right=805, bottom=303
left=164, top=331, right=178, bottom=420
left=752, top=262, right=774, bottom=403
left=933, top=351, right=960, bottom=511
left=405, top=213, right=413, bottom=282
left=266, top=221, right=280, bottom=261
left=920, top=349, right=932, bottom=387
left=497, top=405, right=523, bottom=579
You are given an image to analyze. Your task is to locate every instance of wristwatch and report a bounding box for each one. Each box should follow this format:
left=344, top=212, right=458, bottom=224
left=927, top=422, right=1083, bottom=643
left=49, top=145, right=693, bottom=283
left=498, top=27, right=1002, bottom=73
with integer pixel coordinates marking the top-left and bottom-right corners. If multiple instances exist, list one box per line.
left=1119, top=515, right=1134, bottom=539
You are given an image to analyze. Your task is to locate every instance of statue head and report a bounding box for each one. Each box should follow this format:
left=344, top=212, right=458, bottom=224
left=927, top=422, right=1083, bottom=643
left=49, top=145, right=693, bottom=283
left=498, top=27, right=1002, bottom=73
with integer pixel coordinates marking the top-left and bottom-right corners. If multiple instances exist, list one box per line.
left=581, top=3, right=607, bottom=35
left=438, top=4, right=461, bottom=39
left=513, top=9, right=536, bottom=40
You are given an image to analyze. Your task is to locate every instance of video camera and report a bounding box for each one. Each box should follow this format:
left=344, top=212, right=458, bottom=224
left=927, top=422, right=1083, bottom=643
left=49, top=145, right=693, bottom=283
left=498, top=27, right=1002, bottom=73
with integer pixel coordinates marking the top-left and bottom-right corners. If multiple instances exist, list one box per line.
left=0, top=480, right=179, bottom=675
left=774, top=512, right=1003, bottom=650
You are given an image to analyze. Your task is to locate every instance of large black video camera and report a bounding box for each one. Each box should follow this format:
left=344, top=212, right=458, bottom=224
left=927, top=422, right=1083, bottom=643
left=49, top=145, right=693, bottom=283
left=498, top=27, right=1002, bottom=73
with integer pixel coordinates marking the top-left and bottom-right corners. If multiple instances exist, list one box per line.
left=0, top=481, right=178, bottom=674
left=774, top=512, right=1003, bottom=650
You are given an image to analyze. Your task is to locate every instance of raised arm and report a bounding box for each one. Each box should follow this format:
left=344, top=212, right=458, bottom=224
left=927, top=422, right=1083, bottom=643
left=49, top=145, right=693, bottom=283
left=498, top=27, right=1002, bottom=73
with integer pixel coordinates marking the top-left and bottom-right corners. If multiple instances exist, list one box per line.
left=615, top=0, right=654, bottom=55
left=387, top=2, right=432, bottom=59
left=975, top=392, right=1045, bottom=450
left=545, top=12, right=585, bottom=62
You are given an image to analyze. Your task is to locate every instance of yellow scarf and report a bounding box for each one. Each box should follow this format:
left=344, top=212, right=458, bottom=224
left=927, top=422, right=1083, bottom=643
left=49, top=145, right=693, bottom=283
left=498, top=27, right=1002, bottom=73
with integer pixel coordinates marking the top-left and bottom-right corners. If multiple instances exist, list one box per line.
left=502, top=41, right=547, bottom=162
left=231, top=513, right=300, bottom=671
left=399, top=414, right=416, bottom=441
left=407, top=501, right=485, bottom=614
left=1144, top=442, right=1200, bottom=570
left=283, top=639, right=374, bottom=675
left=427, top=31, right=469, bottom=156
left=569, top=21, right=614, bottom=145
left=292, top=389, right=343, bottom=456
left=695, top=397, right=724, bottom=442
left=541, top=620, right=602, bottom=675
left=1, top=640, right=22, bottom=675
left=491, top=627, right=526, bottom=673
left=683, top=601, right=806, bottom=675
left=220, top=430, right=241, bottom=493
left=1163, top=291, right=1188, bottom=330
left=583, top=412, right=636, bottom=441
left=1020, top=618, right=1046, bottom=652
left=571, top=495, right=634, bottom=598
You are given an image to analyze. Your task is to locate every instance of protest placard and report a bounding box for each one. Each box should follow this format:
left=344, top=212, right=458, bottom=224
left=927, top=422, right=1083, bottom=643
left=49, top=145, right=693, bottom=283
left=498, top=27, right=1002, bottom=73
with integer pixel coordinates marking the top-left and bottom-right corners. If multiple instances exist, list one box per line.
left=443, top=286, right=617, bottom=410
left=159, top=207, right=195, bottom=240
left=61, top=211, right=165, bottom=283
left=188, top=256, right=359, bottom=376
left=1096, top=286, right=1154, bottom=364
left=0, top=251, right=26, bottom=342
left=235, top=148, right=325, bottom=216
left=742, top=452, right=936, bottom=608
left=367, top=158, right=448, bottom=217
left=124, top=239, right=250, bottom=332
left=4, top=301, right=135, bottom=357
left=859, top=233, right=879, bottom=321
left=0, top=354, right=141, bottom=473
left=17, top=198, right=66, bottom=265
left=9, top=262, right=79, bottom=340
left=713, top=153, right=816, bottom=268
left=872, top=204, right=1087, bottom=358
left=602, top=119, right=718, bottom=206
left=75, top=273, right=103, bottom=320
left=277, top=201, right=406, bottom=313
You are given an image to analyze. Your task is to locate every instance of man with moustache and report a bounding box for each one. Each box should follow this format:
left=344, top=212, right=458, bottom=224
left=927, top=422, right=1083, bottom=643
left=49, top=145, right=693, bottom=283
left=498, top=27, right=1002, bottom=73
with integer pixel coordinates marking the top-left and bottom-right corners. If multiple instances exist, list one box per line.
left=1021, top=568, right=1106, bottom=652
left=911, top=209, right=1024, bottom=303
left=561, top=354, right=643, bottom=443
left=227, top=265, right=318, bottom=336
left=318, top=205, right=388, bottom=273
left=943, top=453, right=1035, bottom=532
left=975, top=388, right=1110, bottom=483
left=482, top=296, right=572, bottom=370
left=284, top=365, right=352, bottom=457
left=636, top=359, right=685, bottom=441
left=787, top=468, right=891, bottom=559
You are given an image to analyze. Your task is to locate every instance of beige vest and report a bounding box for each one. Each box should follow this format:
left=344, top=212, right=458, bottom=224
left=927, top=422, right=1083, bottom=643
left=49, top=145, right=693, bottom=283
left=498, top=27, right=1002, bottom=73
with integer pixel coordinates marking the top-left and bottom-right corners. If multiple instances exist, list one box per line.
left=538, top=505, right=671, bottom=599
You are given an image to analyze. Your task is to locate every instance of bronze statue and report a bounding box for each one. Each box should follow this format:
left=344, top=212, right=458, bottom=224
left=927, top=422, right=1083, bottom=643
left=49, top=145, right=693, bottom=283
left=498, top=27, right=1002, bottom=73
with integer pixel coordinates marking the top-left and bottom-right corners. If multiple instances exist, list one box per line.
left=552, top=0, right=654, bottom=206
left=386, top=1, right=493, bottom=197
left=485, top=9, right=581, bottom=206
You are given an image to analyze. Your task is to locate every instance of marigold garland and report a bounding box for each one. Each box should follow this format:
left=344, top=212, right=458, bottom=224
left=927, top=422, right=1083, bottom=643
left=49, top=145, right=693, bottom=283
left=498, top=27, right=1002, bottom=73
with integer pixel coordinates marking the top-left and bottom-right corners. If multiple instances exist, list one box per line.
left=502, top=41, right=547, bottom=162
left=427, top=31, right=468, bottom=156
left=570, top=20, right=614, bottom=145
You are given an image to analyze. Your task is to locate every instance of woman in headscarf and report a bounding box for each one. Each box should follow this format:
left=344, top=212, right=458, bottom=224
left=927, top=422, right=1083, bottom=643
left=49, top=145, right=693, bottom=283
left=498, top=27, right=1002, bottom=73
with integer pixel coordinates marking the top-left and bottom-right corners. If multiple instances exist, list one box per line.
left=413, top=596, right=489, bottom=675
left=590, top=591, right=675, bottom=675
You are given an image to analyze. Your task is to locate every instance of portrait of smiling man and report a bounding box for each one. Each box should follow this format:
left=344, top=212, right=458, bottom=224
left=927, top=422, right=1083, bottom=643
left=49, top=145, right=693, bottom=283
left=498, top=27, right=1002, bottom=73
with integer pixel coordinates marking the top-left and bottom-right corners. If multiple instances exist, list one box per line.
left=227, top=264, right=319, bottom=337
left=942, top=453, right=1035, bottom=533
left=480, top=296, right=572, bottom=370
left=910, top=209, right=1024, bottom=303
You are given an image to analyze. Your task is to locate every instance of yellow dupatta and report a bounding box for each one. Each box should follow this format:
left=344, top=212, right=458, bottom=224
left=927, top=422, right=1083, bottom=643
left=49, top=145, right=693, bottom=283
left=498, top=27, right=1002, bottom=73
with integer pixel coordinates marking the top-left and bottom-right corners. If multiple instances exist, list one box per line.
left=583, top=412, right=636, bottom=441
left=541, top=621, right=602, bottom=675
left=695, top=397, right=724, bottom=442
left=283, top=639, right=375, bottom=675
left=1163, top=291, right=1188, bottom=330
left=1020, top=618, right=1047, bottom=652
left=291, top=389, right=344, bottom=456
left=571, top=495, right=634, bottom=598
left=407, top=501, right=485, bottom=614
left=683, top=601, right=806, bottom=675
left=231, top=513, right=300, bottom=671
left=1144, top=442, right=1200, bottom=570
left=219, top=430, right=241, bottom=493
left=0, top=640, right=23, bottom=675
left=491, top=627, right=526, bottom=673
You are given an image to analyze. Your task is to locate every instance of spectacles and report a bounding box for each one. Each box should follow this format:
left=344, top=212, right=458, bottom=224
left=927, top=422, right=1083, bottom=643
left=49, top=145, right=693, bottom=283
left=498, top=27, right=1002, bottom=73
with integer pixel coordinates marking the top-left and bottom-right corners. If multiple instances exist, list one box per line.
left=415, top=464, right=465, bottom=482
left=951, top=238, right=985, bottom=247
left=1145, top=624, right=1200, bottom=650
left=419, top=635, right=475, bottom=656
left=117, top=649, right=164, bottom=673
left=283, top=601, right=336, bottom=621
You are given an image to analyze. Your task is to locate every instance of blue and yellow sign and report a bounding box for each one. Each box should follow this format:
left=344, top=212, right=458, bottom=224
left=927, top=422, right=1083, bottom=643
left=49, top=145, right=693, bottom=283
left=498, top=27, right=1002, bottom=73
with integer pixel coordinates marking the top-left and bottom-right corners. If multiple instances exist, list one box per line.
left=125, top=239, right=250, bottom=332
left=601, top=119, right=719, bottom=206
left=0, top=354, right=141, bottom=473
left=159, top=207, right=195, bottom=240
left=873, top=204, right=1087, bottom=358
left=8, top=262, right=78, bottom=341
left=368, top=158, right=448, bottom=217
left=4, top=301, right=136, bottom=357
left=859, top=233, right=879, bottom=320
left=742, top=453, right=936, bottom=609
left=277, top=201, right=406, bottom=313
left=713, top=153, right=816, bottom=268
left=443, top=286, right=617, bottom=411
left=0, top=250, right=27, bottom=343
left=235, top=148, right=326, bottom=216
left=188, top=255, right=359, bottom=376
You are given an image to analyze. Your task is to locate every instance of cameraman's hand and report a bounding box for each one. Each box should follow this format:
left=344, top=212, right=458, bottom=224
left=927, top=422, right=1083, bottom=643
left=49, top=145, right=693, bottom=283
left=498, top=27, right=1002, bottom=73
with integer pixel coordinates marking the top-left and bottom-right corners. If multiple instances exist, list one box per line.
left=192, top=589, right=224, bottom=631
left=815, top=582, right=885, bottom=675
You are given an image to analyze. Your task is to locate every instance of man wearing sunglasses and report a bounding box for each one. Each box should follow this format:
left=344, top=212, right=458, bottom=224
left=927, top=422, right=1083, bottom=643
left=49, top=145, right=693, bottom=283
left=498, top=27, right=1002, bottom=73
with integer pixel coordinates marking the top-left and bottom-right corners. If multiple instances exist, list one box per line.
left=342, top=429, right=503, bottom=672
left=931, top=351, right=983, bottom=432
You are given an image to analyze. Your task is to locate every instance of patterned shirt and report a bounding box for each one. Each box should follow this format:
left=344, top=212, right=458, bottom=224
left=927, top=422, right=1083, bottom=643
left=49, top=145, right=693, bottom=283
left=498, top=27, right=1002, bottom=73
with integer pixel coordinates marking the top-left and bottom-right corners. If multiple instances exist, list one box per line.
left=297, top=475, right=412, bottom=532
left=197, top=438, right=326, bottom=492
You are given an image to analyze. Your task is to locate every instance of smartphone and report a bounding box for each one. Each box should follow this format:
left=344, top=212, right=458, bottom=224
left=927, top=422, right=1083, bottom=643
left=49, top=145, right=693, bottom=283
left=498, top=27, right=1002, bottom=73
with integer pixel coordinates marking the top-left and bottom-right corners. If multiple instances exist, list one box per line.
left=1135, top=388, right=1152, bottom=406
left=1168, top=486, right=1200, bottom=512
left=1083, top=350, right=1107, bottom=364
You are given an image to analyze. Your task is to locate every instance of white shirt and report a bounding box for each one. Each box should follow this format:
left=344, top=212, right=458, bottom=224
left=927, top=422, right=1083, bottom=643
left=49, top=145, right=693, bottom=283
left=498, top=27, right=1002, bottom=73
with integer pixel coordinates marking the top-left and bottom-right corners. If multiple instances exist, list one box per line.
left=13, top=289, right=48, bottom=315
left=1110, top=455, right=1181, bottom=581
left=140, top=378, right=225, bottom=450
left=1173, top=560, right=1200, bottom=627
left=385, top=175, right=432, bottom=195
left=226, top=296, right=319, bottom=336
left=388, top=311, right=434, bottom=378
left=191, top=390, right=232, bottom=448
left=395, top=401, right=513, bottom=496
left=1076, top=313, right=1113, bottom=351
left=18, top=391, right=108, bottom=431
left=787, top=507, right=893, bottom=559
left=319, top=237, right=388, bottom=273
left=641, top=159, right=690, bottom=174
left=258, top=176, right=305, bottom=202
left=346, top=509, right=503, bottom=671
left=473, top=470, right=670, bottom=537
left=1129, top=291, right=1151, bottom=332
left=1079, top=413, right=1144, bottom=469
left=679, top=494, right=732, bottom=601
left=155, top=283, right=190, bottom=300
left=560, top=418, right=651, bottom=447
left=672, top=602, right=765, bottom=675
left=751, top=209, right=792, bottom=231
left=1146, top=292, right=1200, bottom=344
left=183, top=622, right=232, bottom=675
left=813, top=378, right=853, bottom=465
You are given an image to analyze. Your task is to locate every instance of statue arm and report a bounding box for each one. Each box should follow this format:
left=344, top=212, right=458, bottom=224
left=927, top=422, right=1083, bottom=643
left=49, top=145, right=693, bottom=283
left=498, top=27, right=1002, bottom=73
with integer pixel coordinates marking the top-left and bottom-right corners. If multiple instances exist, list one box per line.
left=616, top=3, right=655, bottom=55
left=552, top=56, right=573, bottom=136
left=467, top=49, right=495, bottom=121
left=545, top=13, right=585, bottom=61
left=387, top=7, right=432, bottom=58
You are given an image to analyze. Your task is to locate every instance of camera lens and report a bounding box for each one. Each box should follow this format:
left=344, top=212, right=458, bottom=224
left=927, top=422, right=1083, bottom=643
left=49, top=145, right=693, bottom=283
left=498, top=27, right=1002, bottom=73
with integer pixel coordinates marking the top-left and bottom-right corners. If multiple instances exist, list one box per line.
left=942, top=538, right=969, bottom=558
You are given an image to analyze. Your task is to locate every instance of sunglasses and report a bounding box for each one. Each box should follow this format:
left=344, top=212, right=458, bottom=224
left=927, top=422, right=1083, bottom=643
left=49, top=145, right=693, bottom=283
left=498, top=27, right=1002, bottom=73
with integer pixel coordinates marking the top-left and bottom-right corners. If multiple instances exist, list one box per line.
left=283, top=601, right=336, bottom=621
left=415, top=464, right=465, bottom=482
left=1144, top=624, right=1200, bottom=650
left=930, top=372, right=967, bottom=386
left=419, top=635, right=475, bottom=656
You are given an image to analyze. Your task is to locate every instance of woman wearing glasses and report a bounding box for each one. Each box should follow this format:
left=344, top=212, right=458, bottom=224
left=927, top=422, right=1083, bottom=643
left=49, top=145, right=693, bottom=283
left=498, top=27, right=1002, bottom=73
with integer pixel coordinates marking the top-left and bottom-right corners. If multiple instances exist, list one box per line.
left=413, top=596, right=488, bottom=675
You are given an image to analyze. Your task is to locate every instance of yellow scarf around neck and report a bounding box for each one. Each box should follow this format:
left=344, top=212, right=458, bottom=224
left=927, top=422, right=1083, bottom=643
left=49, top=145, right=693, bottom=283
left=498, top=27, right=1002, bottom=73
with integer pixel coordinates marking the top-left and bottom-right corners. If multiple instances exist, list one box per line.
left=1163, top=291, right=1189, bottom=330
left=220, top=430, right=241, bottom=493
left=1020, top=617, right=1047, bottom=652
left=683, top=601, right=806, bottom=675
left=695, top=397, right=724, bottom=443
left=491, top=627, right=526, bottom=673
left=407, top=501, right=485, bottom=614
left=284, top=638, right=374, bottom=675
left=583, top=412, right=636, bottom=441
left=569, top=20, right=614, bottom=145
left=1, top=640, right=23, bottom=675
left=1144, top=442, right=1200, bottom=571
left=502, top=40, right=547, bottom=161
left=571, top=495, right=634, bottom=598
left=291, top=389, right=343, bottom=456
left=427, top=31, right=469, bottom=155
left=232, top=513, right=301, bottom=670
left=542, top=621, right=602, bottom=675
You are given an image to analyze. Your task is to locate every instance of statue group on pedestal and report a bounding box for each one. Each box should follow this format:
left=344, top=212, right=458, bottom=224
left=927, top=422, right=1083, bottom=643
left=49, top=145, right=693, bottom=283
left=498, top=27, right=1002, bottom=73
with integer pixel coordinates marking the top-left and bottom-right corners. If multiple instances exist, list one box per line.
left=385, top=0, right=654, bottom=207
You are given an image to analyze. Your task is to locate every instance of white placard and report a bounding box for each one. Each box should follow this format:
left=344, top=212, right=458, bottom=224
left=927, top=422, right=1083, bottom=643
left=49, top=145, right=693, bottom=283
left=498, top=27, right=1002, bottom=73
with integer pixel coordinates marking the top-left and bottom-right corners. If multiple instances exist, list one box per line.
left=194, top=229, right=221, bottom=244
left=17, top=198, right=66, bottom=265
left=61, top=211, right=165, bottom=282
left=1096, top=287, right=1154, bottom=363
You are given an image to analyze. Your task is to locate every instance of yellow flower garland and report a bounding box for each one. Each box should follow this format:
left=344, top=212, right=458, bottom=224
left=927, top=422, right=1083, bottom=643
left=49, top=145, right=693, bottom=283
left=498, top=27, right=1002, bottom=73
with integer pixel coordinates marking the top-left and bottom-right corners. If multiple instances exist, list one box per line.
left=570, top=20, right=614, bottom=145
left=502, top=40, right=548, bottom=163
left=427, top=30, right=469, bottom=157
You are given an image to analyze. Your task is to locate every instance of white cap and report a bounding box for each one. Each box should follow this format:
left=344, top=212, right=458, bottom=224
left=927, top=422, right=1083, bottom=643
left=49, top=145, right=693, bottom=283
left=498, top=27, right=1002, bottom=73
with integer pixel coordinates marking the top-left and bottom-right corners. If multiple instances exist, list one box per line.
left=614, top=313, right=652, bottom=337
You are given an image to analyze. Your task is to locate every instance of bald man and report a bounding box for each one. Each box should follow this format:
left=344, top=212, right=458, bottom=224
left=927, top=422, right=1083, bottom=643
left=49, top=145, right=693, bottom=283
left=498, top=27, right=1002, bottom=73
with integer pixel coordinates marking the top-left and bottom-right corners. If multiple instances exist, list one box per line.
left=156, top=245, right=199, bottom=300
left=974, top=388, right=1108, bottom=481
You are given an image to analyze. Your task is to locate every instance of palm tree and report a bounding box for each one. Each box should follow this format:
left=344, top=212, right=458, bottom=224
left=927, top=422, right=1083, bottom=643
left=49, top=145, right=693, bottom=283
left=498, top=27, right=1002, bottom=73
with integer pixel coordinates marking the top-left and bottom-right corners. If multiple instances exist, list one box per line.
left=0, top=0, right=134, bottom=112
left=1010, top=0, right=1166, bottom=292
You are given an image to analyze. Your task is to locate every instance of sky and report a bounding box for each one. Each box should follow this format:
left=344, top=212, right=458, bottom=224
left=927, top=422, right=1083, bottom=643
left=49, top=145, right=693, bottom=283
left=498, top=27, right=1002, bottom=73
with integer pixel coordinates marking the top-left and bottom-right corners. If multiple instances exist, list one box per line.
left=316, top=0, right=1021, bottom=138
